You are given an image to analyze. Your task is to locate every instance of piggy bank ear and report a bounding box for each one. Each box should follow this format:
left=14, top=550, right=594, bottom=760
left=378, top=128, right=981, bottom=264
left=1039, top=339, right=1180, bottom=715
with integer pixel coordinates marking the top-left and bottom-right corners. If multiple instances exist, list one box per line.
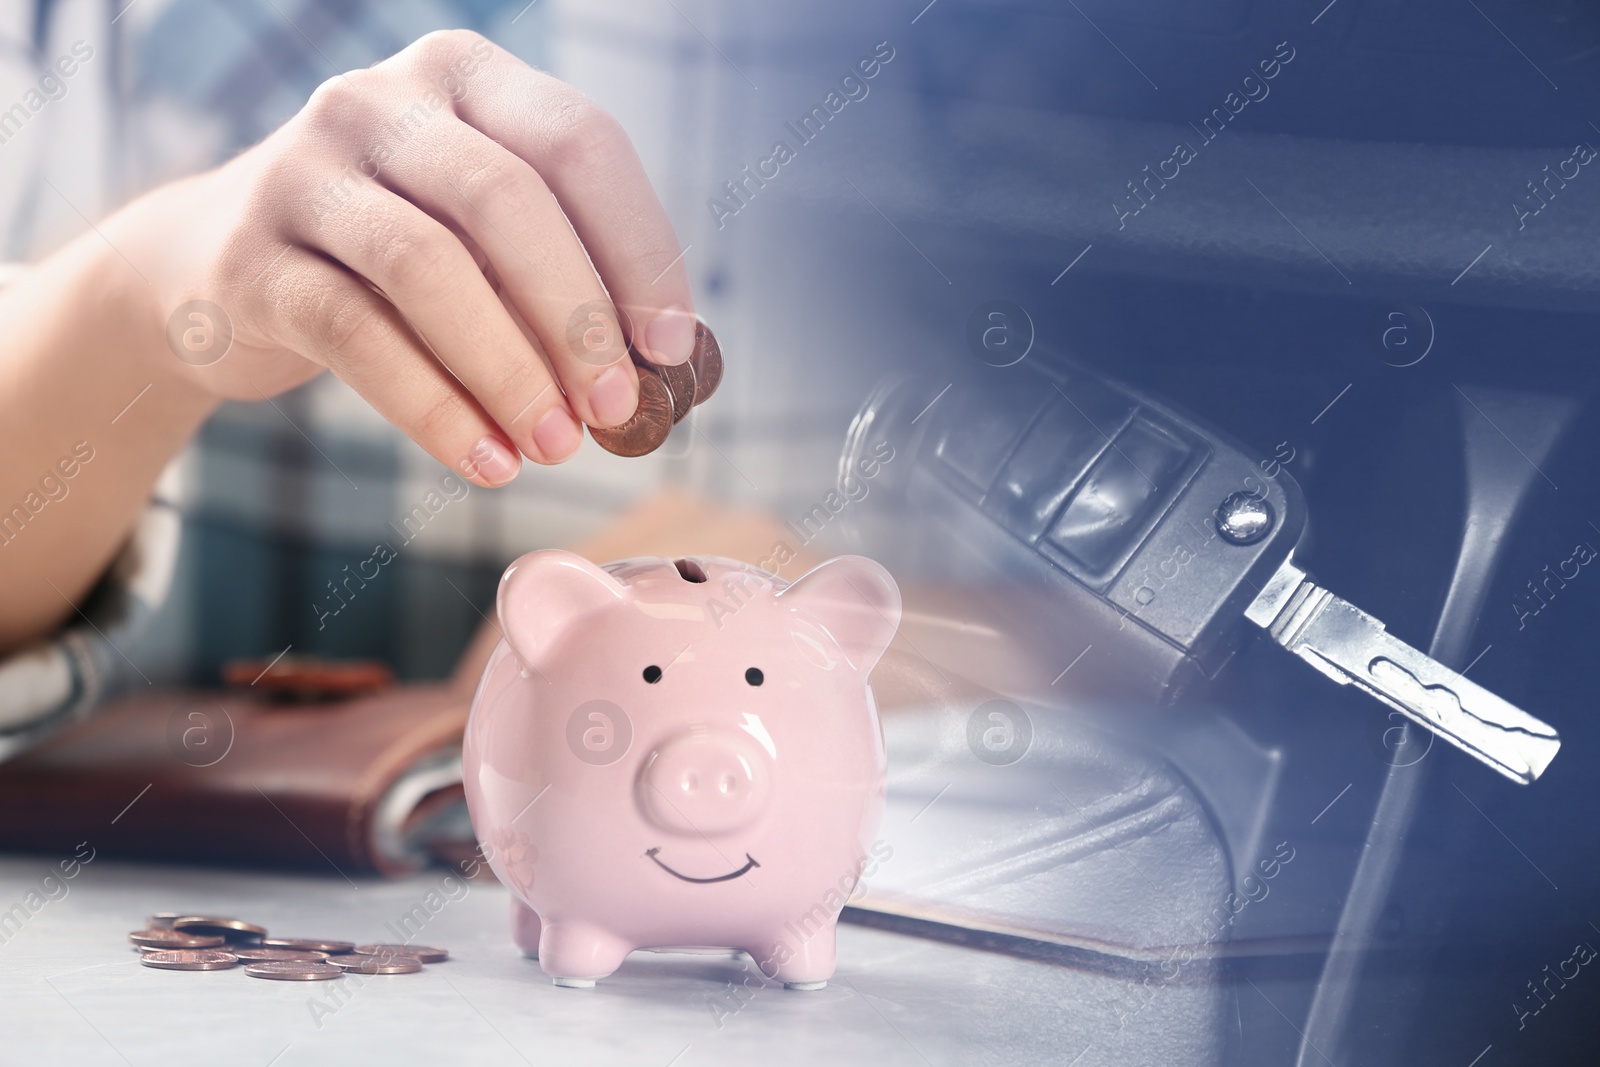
left=777, top=556, right=901, bottom=672
left=497, top=550, right=628, bottom=670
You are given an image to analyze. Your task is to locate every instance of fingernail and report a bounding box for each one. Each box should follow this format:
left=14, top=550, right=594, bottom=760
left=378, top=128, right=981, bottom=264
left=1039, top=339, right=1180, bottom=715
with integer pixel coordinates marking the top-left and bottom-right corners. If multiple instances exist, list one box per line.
left=467, top=435, right=521, bottom=486
left=644, top=304, right=696, bottom=365
left=532, top=406, right=582, bottom=461
left=589, top=364, right=637, bottom=427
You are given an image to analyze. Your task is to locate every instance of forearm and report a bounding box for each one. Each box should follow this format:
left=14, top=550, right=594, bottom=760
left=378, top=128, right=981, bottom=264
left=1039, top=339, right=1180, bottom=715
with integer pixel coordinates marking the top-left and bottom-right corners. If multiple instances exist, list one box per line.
left=0, top=224, right=217, bottom=652
left=0, top=29, right=700, bottom=654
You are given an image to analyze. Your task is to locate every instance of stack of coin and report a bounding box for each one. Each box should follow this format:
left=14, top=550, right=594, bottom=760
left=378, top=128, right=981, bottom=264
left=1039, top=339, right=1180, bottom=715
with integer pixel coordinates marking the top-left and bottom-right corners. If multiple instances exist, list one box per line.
left=591, top=319, right=723, bottom=457
left=128, top=914, right=447, bottom=982
left=129, top=928, right=225, bottom=950
left=171, top=915, right=267, bottom=941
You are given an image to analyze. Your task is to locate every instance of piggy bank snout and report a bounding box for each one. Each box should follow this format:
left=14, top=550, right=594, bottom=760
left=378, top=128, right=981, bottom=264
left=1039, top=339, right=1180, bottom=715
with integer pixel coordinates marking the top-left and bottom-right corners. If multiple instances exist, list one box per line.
left=639, top=731, right=771, bottom=835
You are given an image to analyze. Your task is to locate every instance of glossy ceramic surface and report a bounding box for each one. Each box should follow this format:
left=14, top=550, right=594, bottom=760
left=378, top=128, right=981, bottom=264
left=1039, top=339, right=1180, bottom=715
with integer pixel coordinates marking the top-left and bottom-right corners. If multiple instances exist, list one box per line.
left=463, top=551, right=900, bottom=988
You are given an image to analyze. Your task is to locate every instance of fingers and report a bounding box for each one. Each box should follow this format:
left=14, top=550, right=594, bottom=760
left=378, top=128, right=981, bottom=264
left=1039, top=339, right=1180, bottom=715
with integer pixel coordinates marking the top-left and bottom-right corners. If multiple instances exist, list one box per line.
left=256, top=247, right=526, bottom=487
left=402, top=32, right=697, bottom=366
left=289, top=182, right=592, bottom=459
left=261, top=29, right=697, bottom=478
left=371, top=122, right=644, bottom=430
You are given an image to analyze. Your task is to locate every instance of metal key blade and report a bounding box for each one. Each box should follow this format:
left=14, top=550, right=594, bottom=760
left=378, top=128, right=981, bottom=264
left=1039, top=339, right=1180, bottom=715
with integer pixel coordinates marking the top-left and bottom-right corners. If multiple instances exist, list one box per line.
left=1245, top=556, right=1561, bottom=785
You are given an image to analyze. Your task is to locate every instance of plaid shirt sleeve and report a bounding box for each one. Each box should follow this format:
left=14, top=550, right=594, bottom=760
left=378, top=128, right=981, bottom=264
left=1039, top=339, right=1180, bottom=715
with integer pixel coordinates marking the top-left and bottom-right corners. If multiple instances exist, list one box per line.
left=0, top=0, right=564, bottom=752
left=0, top=477, right=182, bottom=761
left=0, top=0, right=837, bottom=747
left=0, top=7, right=177, bottom=757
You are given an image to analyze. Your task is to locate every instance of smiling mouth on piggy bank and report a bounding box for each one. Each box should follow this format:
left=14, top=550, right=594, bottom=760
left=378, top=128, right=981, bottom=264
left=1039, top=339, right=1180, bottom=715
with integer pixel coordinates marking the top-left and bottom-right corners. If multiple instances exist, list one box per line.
left=645, top=848, right=761, bottom=884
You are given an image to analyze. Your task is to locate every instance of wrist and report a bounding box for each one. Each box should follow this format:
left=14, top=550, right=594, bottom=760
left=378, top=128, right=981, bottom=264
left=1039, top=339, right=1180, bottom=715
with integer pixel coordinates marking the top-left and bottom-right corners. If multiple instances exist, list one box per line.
left=87, top=195, right=224, bottom=422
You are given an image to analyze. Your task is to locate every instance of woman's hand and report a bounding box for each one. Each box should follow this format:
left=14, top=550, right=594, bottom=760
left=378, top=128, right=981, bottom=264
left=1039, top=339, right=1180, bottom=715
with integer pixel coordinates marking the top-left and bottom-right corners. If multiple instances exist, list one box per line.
left=115, top=29, right=695, bottom=486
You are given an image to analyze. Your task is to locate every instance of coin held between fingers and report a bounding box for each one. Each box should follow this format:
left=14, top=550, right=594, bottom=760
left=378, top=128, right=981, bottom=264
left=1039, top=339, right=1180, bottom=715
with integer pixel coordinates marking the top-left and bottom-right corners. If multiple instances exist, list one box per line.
left=654, top=355, right=696, bottom=424
left=578, top=320, right=722, bottom=458
left=589, top=370, right=673, bottom=457
left=688, top=318, right=722, bottom=403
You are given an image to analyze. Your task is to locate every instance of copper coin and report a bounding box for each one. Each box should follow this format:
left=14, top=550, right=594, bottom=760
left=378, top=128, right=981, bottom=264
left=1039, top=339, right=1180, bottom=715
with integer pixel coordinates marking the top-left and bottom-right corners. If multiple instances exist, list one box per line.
left=688, top=319, right=722, bottom=405
left=140, top=949, right=238, bottom=971
left=129, top=928, right=225, bottom=949
left=232, top=946, right=330, bottom=962
left=146, top=912, right=182, bottom=929
left=332, top=953, right=423, bottom=974
left=356, top=943, right=448, bottom=964
left=259, top=937, right=354, bottom=955
left=590, top=369, right=673, bottom=457
left=171, top=916, right=267, bottom=941
left=639, top=348, right=697, bottom=423
left=243, top=961, right=343, bottom=981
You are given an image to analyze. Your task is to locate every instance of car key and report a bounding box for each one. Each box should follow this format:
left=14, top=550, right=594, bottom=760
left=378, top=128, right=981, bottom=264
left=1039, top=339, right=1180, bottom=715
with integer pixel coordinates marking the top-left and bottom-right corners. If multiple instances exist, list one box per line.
left=1243, top=554, right=1558, bottom=782
left=838, top=356, right=1560, bottom=785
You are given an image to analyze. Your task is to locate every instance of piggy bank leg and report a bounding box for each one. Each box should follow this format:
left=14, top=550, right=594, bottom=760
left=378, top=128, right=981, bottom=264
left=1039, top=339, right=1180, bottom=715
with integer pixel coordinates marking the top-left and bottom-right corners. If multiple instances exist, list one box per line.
left=767, top=925, right=837, bottom=990
left=509, top=896, right=543, bottom=959
left=538, top=920, right=631, bottom=988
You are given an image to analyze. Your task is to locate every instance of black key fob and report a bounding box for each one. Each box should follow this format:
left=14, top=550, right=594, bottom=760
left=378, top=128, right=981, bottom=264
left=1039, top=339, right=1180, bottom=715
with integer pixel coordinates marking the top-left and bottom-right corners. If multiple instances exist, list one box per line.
left=837, top=356, right=1306, bottom=707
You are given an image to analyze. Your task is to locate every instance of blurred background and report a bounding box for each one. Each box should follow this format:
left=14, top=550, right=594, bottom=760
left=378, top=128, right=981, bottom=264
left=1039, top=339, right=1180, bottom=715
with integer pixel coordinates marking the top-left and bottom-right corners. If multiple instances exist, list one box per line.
left=7, top=0, right=1600, bottom=1063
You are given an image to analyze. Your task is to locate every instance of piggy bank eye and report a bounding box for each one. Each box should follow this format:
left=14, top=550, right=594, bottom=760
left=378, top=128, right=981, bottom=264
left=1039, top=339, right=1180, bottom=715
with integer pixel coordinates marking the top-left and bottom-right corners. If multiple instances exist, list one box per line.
left=745, top=668, right=764, bottom=687
left=643, top=665, right=663, bottom=684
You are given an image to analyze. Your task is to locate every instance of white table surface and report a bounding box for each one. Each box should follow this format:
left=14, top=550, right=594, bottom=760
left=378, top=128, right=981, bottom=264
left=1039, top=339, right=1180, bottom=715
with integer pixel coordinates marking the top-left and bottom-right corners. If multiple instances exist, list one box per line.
left=0, top=855, right=1162, bottom=1067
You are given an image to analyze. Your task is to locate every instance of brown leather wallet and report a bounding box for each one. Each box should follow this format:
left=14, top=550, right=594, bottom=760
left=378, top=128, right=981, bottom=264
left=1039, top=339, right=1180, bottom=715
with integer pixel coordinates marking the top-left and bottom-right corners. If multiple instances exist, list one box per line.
left=0, top=684, right=468, bottom=875
left=0, top=489, right=827, bottom=876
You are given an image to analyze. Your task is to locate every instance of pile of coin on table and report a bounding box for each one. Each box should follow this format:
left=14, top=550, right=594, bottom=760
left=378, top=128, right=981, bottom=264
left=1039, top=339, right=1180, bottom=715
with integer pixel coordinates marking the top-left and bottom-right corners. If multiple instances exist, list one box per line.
left=130, top=913, right=447, bottom=981
left=590, top=320, right=723, bottom=457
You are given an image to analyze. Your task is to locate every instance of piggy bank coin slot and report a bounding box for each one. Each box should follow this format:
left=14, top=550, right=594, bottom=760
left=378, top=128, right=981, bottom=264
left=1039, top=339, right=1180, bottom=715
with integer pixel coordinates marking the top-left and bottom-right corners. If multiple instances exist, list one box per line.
left=674, top=558, right=708, bottom=583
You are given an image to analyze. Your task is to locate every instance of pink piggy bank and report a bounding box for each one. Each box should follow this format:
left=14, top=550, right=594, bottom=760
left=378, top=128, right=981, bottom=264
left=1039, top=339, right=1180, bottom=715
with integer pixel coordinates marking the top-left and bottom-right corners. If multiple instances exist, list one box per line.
left=463, top=550, right=900, bottom=989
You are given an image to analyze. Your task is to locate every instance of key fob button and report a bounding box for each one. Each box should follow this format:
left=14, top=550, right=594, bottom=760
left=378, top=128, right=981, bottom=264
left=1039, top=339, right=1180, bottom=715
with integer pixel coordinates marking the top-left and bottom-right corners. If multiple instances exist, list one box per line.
left=984, top=379, right=1136, bottom=542
left=839, top=357, right=1302, bottom=706
left=1215, top=491, right=1275, bottom=544
left=933, top=379, right=1051, bottom=495
left=1043, top=416, right=1196, bottom=578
